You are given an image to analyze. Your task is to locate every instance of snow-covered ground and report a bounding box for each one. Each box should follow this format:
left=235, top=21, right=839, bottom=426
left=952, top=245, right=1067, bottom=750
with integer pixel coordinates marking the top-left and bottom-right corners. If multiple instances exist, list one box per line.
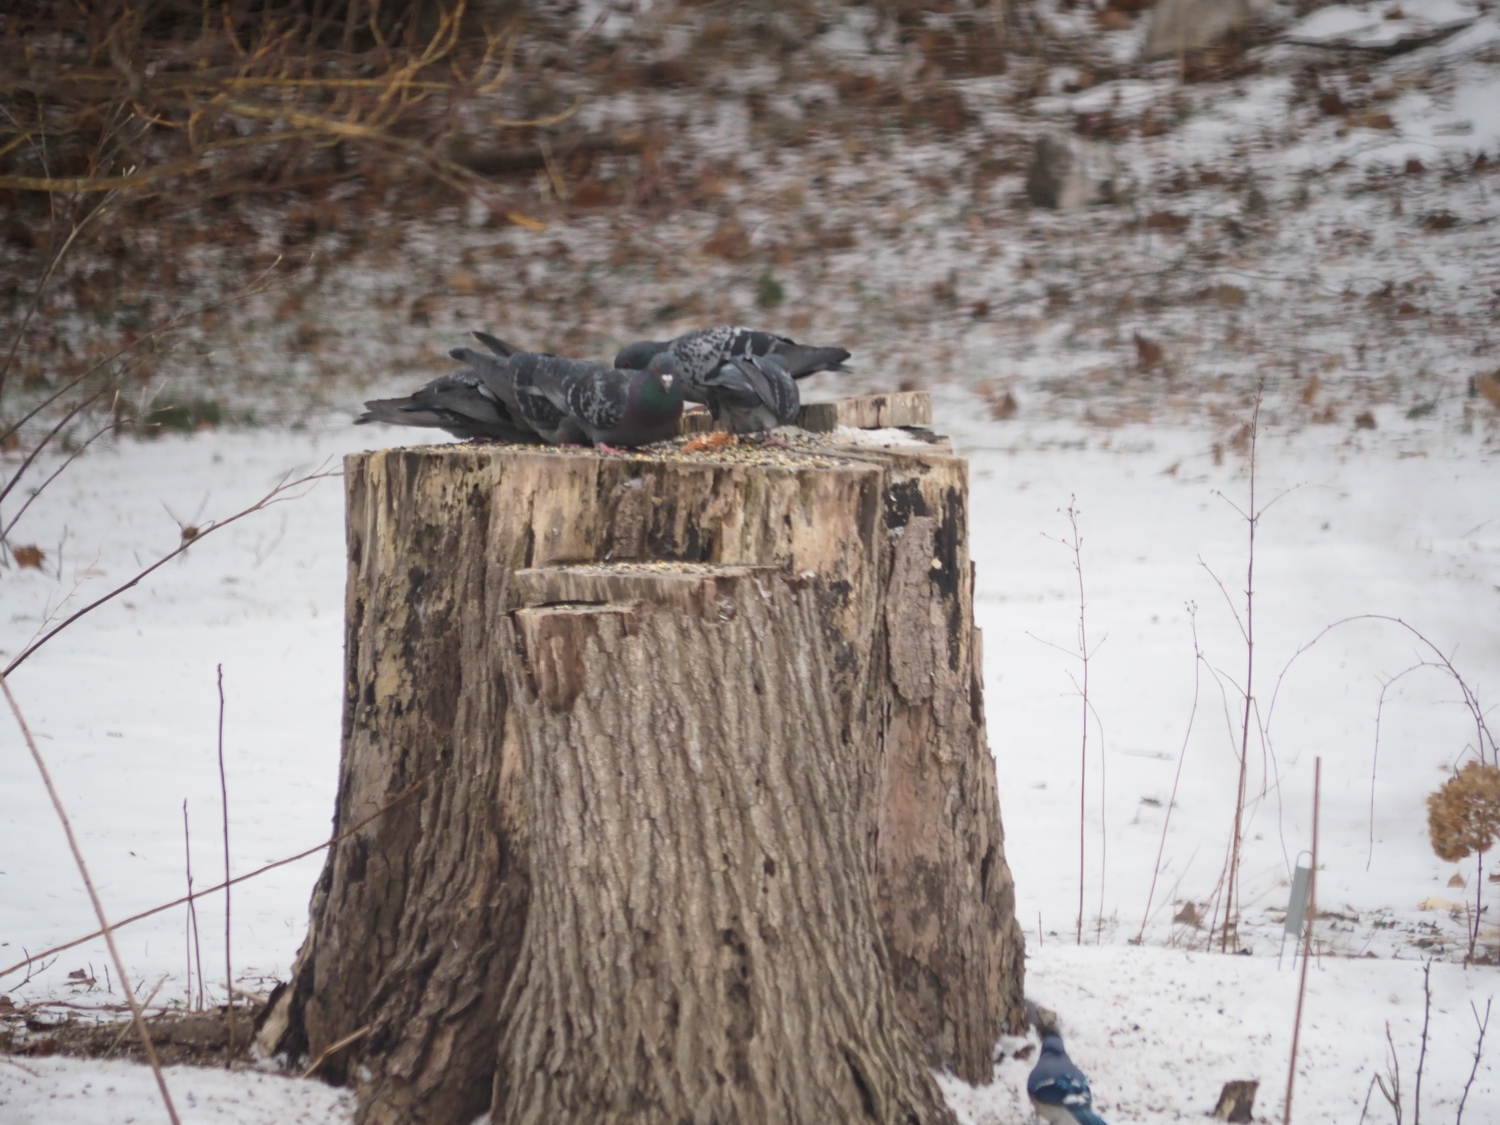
left=2, top=396, right=1497, bottom=1122
left=5, top=0, right=1500, bottom=1118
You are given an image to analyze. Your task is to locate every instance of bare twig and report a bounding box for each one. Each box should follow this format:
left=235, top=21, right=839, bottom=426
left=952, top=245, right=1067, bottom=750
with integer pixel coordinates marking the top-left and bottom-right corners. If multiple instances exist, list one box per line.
left=216, top=663, right=233, bottom=1063
left=1137, top=602, right=1203, bottom=944
left=1, top=675, right=182, bottom=1125
left=1266, top=616, right=1497, bottom=770
left=302, top=1023, right=372, bottom=1079
left=107, top=975, right=169, bottom=1057
left=1358, top=1073, right=1379, bottom=1124
left=1042, top=497, right=1094, bottom=945
left=1369, top=665, right=1426, bottom=870
left=1378, top=1022, right=1404, bottom=1125
left=1413, top=961, right=1432, bottom=1125
left=1456, top=998, right=1492, bottom=1125
left=1224, top=386, right=1264, bottom=953
left=1283, top=756, right=1320, bottom=1125
left=2, top=466, right=336, bottom=677
left=0, top=775, right=429, bottom=982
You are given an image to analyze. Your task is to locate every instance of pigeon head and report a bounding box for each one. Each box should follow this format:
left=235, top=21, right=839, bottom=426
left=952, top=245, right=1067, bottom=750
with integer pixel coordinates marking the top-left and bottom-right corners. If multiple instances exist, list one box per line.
left=614, top=340, right=665, bottom=370
left=1040, top=1035, right=1067, bottom=1056
left=637, top=353, right=684, bottom=406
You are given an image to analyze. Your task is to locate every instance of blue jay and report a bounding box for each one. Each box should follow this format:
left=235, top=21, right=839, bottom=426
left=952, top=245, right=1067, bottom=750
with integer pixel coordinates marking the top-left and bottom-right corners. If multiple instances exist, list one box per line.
left=1027, top=1034, right=1109, bottom=1125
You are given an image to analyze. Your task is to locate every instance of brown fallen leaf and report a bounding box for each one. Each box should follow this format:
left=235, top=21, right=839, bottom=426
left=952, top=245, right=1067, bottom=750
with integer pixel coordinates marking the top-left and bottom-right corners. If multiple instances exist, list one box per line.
left=13, top=544, right=45, bottom=569
left=1145, top=211, right=1191, bottom=233
left=1474, top=374, right=1500, bottom=411
left=989, top=390, right=1019, bottom=420
left=1135, top=332, right=1165, bottom=371
left=703, top=219, right=751, bottom=261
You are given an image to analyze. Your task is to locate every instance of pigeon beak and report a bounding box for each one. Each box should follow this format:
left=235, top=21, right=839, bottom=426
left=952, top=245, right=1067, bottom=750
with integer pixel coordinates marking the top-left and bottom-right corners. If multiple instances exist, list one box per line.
left=662, top=373, right=674, bottom=388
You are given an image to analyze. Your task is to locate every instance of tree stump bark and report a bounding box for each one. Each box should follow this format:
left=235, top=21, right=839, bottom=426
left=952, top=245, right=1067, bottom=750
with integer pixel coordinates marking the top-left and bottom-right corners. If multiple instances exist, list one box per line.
left=258, top=425, right=1025, bottom=1125
left=494, top=571, right=947, bottom=1123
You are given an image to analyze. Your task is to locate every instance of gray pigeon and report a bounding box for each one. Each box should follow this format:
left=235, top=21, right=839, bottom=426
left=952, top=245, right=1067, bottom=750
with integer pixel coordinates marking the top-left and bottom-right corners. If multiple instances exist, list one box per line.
left=613, top=326, right=849, bottom=406
left=356, top=369, right=539, bottom=443
left=448, top=344, right=589, bottom=445
left=515, top=352, right=684, bottom=449
left=698, top=353, right=801, bottom=435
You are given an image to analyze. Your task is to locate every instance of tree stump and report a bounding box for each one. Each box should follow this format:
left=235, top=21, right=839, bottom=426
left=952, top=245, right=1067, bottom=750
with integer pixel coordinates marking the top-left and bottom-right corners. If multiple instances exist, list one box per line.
left=258, top=418, right=1025, bottom=1125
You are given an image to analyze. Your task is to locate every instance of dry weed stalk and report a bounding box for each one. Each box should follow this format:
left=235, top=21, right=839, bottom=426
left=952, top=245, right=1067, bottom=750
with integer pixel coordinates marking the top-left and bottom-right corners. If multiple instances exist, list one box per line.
left=1456, top=998, right=1492, bottom=1125
left=1136, top=602, right=1202, bottom=944
left=1032, top=496, right=1106, bottom=945
left=215, top=663, right=234, bottom=1062
left=1, top=675, right=182, bottom=1125
left=1215, top=388, right=1263, bottom=952
left=182, top=800, right=205, bottom=1011
left=1413, top=961, right=1432, bottom=1125
left=1283, top=757, right=1320, bottom=1125
left=0, top=775, right=428, bottom=983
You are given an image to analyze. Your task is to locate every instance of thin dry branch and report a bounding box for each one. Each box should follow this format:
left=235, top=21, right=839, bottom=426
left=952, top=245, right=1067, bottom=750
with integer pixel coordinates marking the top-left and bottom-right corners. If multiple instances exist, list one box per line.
left=1136, top=603, right=1203, bottom=944
left=1, top=675, right=182, bottom=1125
left=1456, top=998, right=1491, bottom=1125
left=3, top=466, right=337, bottom=677
left=216, top=663, right=234, bottom=1063
left=0, top=774, right=429, bottom=982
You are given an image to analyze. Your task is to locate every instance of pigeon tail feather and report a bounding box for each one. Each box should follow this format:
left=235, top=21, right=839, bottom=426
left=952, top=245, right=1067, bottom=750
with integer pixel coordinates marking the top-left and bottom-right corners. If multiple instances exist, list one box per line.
left=472, top=330, right=523, bottom=357
left=776, top=344, right=852, bottom=379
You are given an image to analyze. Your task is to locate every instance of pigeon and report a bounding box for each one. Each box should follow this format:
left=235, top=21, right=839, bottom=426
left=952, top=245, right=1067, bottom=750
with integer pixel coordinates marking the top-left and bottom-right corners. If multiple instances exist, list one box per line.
left=514, top=352, right=684, bottom=449
left=697, top=353, right=801, bottom=435
left=447, top=344, right=588, bottom=446
left=1027, top=1035, right=1109, bottom=1125
left=613, top=326, right=850, bottom=406
left=356, top=369, right=539, bottom=443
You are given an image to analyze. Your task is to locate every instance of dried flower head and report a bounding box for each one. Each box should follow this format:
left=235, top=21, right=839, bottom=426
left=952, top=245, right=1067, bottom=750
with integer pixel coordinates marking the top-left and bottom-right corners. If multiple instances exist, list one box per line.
left=1427, top=761, right=1500, bottom=862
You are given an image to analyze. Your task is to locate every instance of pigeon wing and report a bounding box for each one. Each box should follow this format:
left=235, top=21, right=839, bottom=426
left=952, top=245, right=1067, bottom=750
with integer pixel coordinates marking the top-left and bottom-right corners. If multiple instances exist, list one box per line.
left=751, top=354, right=801, bottom=423
left=509, top=354, right=588, bottom=443
left=537, top=357, right=627, bottom=433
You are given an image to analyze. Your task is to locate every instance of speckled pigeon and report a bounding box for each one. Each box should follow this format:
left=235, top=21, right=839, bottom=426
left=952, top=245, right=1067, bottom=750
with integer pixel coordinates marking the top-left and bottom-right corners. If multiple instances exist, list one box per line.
left=613, top=326, right=849, bottom=405
left=448, top=342, right=599, bottom=445
left=698, top=353, right=801, bottom=435
left=1027, top=1035, right=1109, bottom=1125
left=355, top=369, right=540, bottom=443
left=514, top=352, right=684, bottom=448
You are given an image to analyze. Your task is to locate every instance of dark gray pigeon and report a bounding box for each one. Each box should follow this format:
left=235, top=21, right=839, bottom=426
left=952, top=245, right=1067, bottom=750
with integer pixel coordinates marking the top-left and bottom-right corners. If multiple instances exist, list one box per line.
left=613, top=326, right=849, bottom=405
left=698, top=353, right=800, bottom=435
left=448, top=343, right=595, bottom=445
left=516, top=352, right=684, bottom=449
left=356, top=370, right=539, bottom=443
